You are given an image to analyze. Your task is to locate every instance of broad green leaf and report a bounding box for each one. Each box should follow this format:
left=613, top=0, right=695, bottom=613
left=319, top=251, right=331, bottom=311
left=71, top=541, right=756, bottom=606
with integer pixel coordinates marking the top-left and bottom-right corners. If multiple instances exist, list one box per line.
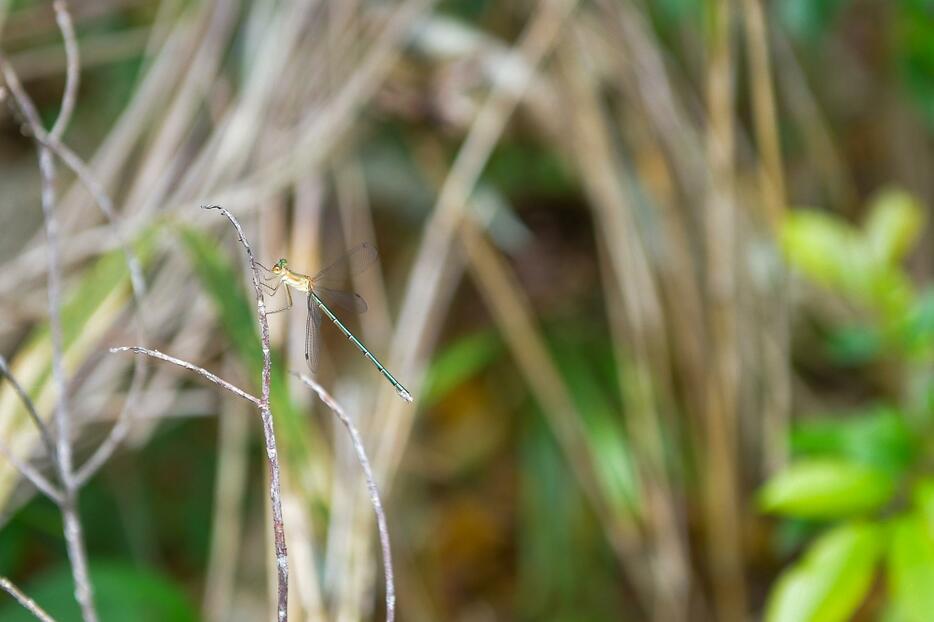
left=776, top=0, right=849, bottom=41
left=912, top=479, right=934, bottom=526
left=898, top=289, right=934, bottom=359
left=781, top=208, right=915, bottom=320
left=178, top=227, right=318, bottom=469
left=895, top=0, right=934, bottom=129
left=766, top=521, right=883, bottom=622
left=422, top=330, right=503, bottom=407
left=0, top=562, right=198, bottom=621
left=826, top=324, right=883, bottom=365
left=864, top=189, right=925, bottom=265
left=791, top=407, right=914, bottom=474
left=759, top=459, right=895, bottom=519
left=553, top=339, right=640, bottom=514
left=781, top=209, right=865, bottom=294
left=888, top=514, right=934, bottom=622
left=0, top=230, right=155, bottom=504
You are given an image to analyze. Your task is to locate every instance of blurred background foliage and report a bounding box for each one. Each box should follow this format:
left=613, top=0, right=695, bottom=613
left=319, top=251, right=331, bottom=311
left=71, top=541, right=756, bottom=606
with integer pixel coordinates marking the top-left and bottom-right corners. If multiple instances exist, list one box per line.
left=0, top=0, right=933, bottom=620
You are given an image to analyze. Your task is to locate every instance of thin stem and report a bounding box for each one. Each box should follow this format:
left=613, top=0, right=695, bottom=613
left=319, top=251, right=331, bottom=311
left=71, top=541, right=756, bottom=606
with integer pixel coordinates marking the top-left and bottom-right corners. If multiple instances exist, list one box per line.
left=0, top=57, right=149, bottom=487
left=0, top=576, right=56, bottom=622
left=292, top=373, right=395, bottom=622
left=0, top=441, right=62, bottom=504
left=0, top=354, right=57, bottom=467
left=109, top=347, right=260, bottom=406
left=202, top=204, right=288, bottom=621
left=1, top=6, right=99, bottom=618
left=49, top=0, right=79, bottom=140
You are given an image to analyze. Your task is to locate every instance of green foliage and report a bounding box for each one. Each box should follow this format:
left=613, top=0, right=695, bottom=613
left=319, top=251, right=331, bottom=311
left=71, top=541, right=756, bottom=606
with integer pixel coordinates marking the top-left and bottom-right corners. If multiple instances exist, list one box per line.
left=0, top=562, right=198, bottom=621
left=888, top=513, right=934, bottom=622
left=765, top=188, right=932, bottom=618
left=776, top=0, right=850, bottom=41
left=781, top=190, right=924, bottom=323
left=177, top=227, right=315, bottom=465
left=765, top=521, right=884, bottom=622
left=894, top=0, right=934, bottom=128
left=790, top=407, right=915, bottom=473
left=421, top=329, right=503, bottom=407
left=759, top=459, right=895, bottom=519
left=825, top=324, right=883, bottom=365
left=550, top=335, right=640, bottom=515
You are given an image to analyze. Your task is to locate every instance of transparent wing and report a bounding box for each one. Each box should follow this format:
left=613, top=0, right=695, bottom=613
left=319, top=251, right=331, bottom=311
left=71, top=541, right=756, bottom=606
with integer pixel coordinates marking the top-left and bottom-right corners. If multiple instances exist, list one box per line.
left=311, top=242, right=379, bottom=288
left=305, top=294, right=322, bottom=373
left=315, top=287, right=368, bottom=314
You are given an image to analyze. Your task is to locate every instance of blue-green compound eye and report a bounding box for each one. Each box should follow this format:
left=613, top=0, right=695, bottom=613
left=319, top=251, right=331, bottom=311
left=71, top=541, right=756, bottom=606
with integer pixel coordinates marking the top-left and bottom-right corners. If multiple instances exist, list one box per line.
left=275, top=258, right=287, bottom=269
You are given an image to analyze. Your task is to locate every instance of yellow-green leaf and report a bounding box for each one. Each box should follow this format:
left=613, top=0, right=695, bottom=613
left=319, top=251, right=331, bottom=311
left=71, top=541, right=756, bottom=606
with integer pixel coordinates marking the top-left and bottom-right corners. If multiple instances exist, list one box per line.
left=766, top=522, right=883, bottom=622
left=759, top=459, right=895, bottom=519
left=888, top=513, right=934, bottom=622
left=864, top=188, right=925, bottom=265
left=781, top=209, right=866, bottom=293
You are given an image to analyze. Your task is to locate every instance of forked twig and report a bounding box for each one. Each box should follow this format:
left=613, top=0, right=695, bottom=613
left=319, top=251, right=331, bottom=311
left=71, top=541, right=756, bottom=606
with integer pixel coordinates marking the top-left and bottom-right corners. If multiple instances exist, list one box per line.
left=0, top=3, right=99, bottom=619
left=201, top=204, right=289, bottom=621
left=0, top=52, right=149, bottom=490
left=292, top=372, right=395, bottom=622
left=110, top=347, right=260, bottom=406
left=0, top=355, right=57, bottom=468
left=0, top=576, right=56, bottom=622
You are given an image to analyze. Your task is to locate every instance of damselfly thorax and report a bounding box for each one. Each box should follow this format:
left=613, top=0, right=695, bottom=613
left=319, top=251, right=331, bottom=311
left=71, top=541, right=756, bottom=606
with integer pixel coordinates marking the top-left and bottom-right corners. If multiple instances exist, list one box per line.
left=276, top=268, right=311, bottom=292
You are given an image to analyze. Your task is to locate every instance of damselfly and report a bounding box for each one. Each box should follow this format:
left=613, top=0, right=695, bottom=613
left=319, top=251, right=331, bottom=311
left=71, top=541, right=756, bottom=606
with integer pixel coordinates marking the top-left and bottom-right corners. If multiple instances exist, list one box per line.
left=257, top=243, right=413, bottom=403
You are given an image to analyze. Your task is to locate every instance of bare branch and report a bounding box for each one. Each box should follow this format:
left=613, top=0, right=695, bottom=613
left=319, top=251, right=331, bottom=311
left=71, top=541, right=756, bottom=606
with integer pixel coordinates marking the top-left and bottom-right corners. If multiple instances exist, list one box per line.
left=0, top=441, right=63, bottom=504
left=0, top=354, right=57, bottom=467
left=0, top=576, right=56, bottom=622
left=0, top=6, right=99, bottom=619
left=202, top=204, right=289, bottom=621
left=109, top=347, right=260, bottom=406
left=293, top=373, right=395, bottom=622
left=49, top=0, right=79, bottom=140
left=0, top=37, right=149, bottom=489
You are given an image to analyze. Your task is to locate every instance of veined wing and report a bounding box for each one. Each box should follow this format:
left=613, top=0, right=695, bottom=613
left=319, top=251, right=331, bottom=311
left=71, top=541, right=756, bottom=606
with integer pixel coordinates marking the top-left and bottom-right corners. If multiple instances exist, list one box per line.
left=314, top=287, right=368, bottom=314
left=311, top=242, right=379, bottom=288
left=305, top=294, right=322, bottom=373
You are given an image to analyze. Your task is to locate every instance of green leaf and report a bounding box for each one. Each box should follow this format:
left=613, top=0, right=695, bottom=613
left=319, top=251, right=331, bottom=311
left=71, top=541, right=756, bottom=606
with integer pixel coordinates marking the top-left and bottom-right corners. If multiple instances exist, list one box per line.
left=911, top=479, right=934, bottom=528
left=895, top=0, right=934, bottom=129
left=888, top=511, right=934, bottom=622
left=864, top=189, right=925, bottom=265
left=766, top=521, right=883, bottom=622
left=776, top=0, right=849, bottom=41
left=551, top=338, right=640, bottom=514
left=791, top=407, right=914, bottom=474
left=0, top=562, right=198, bottom=621
left=826, top=324, right=883, bottom=365
left=781, top=208, right=916, bottom=320
left=177, top=227, right=317, bottom=466
left=781, top=209, right=865, bottom=294
left=759, top=459, right=895, bottom=519
left=422, top=330, right=503, bottom=407
left=898, top=289, right=934, bottom=358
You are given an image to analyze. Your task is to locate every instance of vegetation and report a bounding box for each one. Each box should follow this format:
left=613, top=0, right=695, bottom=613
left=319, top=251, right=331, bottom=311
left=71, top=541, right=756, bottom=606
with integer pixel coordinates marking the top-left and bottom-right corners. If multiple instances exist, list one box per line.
left=0, top=0, right=932, bottom=620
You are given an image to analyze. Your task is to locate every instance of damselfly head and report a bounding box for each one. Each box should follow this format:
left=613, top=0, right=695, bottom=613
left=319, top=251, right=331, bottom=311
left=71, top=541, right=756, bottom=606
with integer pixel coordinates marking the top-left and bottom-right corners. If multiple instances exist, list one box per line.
left=273, top=258, right=287, bottom=274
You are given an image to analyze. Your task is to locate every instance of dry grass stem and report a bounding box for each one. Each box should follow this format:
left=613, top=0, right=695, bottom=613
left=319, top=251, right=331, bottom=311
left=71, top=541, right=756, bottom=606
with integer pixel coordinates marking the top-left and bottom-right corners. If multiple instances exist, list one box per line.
left=202, top=388, right=251, bottom=622
left=294, top=372, right=395, bottom=622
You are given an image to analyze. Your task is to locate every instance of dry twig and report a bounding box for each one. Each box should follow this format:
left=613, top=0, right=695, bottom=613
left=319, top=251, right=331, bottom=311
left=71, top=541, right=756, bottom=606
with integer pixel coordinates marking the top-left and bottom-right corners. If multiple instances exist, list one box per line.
left=293, top=372, right=395, bottom=622
left=201, top=204, right=289, bottom=621
left=0, top=576, right=56, bottom=622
